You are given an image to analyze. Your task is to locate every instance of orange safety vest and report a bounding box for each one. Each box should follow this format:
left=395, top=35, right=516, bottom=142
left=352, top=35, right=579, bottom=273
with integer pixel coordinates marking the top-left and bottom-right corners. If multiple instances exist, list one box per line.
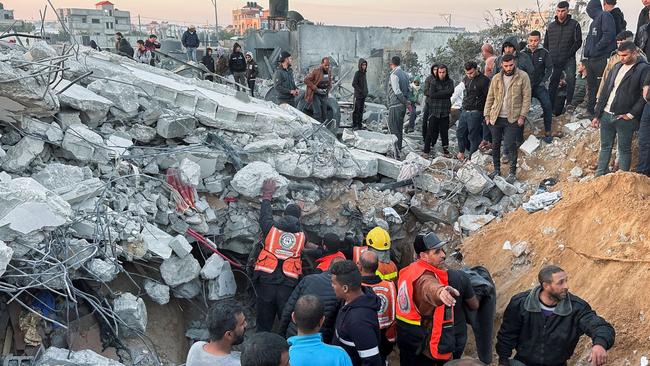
left=254, top=227, right=305, bottom=279
left=352, top=246, right=398, bottom=281
left=364, top=279, right=397, bottom=342
left=315, top=251, right=346, bottom=272
left=396, top=260, right=454, bottom=361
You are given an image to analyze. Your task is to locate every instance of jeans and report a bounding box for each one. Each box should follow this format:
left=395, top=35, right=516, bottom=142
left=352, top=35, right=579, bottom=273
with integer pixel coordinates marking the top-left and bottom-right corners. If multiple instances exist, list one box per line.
left=456, top=110, right=484, bottom=155
left=248, top=79, right=256, bottom=97
left=407, top=104, right=417, bottom=132
left=388, top=104, right=406, bottom=151
left=596, top=112, right=639, bottom=176
left=424, top=115, right=450, bottom=154
left=483, top=121, right=492, bottom=142
left=186, top=47, right=197, bottom=62
left=311, top=93, right=329, bottom=123
left=637, top=104, right=650, bottom=175
left=586, top=58, right=608, bottom=115
left=421, top=103, right=430, bottom=139
left=490, top=117, right=522, bottom=174
left=532, top=84, right=554, bottom=133
left=353, top=97, right=365, bottom=128
left=549, top=58, right=577, bottom=109
left=233, top=71, right=247, bottom=91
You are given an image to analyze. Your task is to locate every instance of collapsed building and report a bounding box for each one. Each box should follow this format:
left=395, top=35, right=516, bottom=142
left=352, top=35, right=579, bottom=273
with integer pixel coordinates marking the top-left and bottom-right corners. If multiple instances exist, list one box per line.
left=0, top=36, right=617, bottom=365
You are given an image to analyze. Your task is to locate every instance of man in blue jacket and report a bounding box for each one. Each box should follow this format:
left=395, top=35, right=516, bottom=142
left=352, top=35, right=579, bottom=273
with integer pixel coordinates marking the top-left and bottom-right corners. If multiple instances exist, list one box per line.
left=583, top=0, right=617, bottom=118
left=288, top=295, right=352, bottom=366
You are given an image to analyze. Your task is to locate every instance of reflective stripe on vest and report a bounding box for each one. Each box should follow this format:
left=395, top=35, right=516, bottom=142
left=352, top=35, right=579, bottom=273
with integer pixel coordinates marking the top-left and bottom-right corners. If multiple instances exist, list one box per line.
left=396, top=260, right=453, bottom=360
left=363, top=280, right=396, bottom=330
left=254, top=227, right=305, bottom=279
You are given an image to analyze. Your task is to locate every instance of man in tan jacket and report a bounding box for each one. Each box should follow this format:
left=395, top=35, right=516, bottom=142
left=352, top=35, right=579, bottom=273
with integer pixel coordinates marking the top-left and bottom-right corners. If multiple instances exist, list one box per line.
left=484, top=54, right=532, bottom=183
left=304, top=57, right=333, bottom=123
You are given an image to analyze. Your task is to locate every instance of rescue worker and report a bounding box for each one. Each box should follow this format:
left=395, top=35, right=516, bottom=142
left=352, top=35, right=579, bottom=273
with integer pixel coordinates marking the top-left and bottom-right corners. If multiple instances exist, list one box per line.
left=352, top=227, right=398, bottom=281
left=396, top=233, right=460, bottom=366
left=253, top=178, right=305, bottom=332
left=315, top=233, right=347, bottom=272
left=358, top=250, right=396, bottom=363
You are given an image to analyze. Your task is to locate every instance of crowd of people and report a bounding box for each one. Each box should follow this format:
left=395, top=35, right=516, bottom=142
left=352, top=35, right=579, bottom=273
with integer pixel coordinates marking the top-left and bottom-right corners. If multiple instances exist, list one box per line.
left=184, top=177, right=615, bottom=366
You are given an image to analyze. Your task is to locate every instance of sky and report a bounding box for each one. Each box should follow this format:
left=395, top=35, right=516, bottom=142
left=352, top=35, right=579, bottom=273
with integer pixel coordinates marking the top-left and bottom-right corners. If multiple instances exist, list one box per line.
left=7, top=0, right=646, bottom=32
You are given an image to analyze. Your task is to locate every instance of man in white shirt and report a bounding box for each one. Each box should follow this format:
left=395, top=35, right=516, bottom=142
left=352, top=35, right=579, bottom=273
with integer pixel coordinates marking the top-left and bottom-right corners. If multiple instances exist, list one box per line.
left=186, top=302, right=247, bottom=366
left=592, top=41, right=649, bottom=176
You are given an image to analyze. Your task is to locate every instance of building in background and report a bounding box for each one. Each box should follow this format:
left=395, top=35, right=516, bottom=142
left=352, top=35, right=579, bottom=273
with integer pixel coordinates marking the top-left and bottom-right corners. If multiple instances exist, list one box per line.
left=513, top=10, right=552, bottom=33
left=0, top=2, right=28, bottom=31
left=232, top=2, right=269, bottom=35
left=57, top=1, right=131, bottom=49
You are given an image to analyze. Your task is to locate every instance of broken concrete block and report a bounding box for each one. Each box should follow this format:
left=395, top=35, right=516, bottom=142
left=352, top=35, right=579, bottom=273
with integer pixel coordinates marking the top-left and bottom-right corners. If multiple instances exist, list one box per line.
left=200, top=254, right=226, bottom=280
left=25, top=41, right=58, bottom=61
left=156, top=113, right=197, bottom=138
left=144, top=280, right=170, bottom=305
left=456, top=163, right=494, bottom=194
left=36, top=347, right=125, bottom=366
left=61, top=124, right=106, bottom=162
left=570, top=166, right=583, bottom=178
left=178, top=158, right=201, bottom=186
left=519, top=135, right=540, bottom=155
left=231, top=161, right=289, bottom=198
left=33, top=163, right=85, bottom=192
left=0, top=61, right=60, bottom=118
left=511, top=241, right=529, bottom=257
left=275, top=152, right=313, bottom=178
left=113, top=292, right=147, bottom=335
left=203, top=174, right=229, bottom=194
left=458, top=214, right=495, bottom=232
left=462, top=196, right=493, bottom=215
left=1, top=136, right=45, bottom=173
left=56, top=110, right=82, bottom=129
left=160, top=254, right=201, bottom=287
left=342, top=129, right=397, bottom=154
left=55, top=80, right=112, bottom=121
left=86, top=258, right=119, bottom=282
left=208, top=262, right=237, bottom=300
left=0, top=240, right=13, bottom=277
left=58, top=178, right=104, bottom=205
left=106, top=134, right=133, bottom=157
left=46, top=122, right=64, bottom=143
left=141, top=223, right=173, bottom=259
left=493, top=176, right=518, bottom=196
left=0, top=172, right=10, bottom=183
left=244, top=138, right=291, bottom=153
left=169, top=235, right=192, bottom=258
left=348, top=149, right=379, bottom=178
left=128, top=124, right=157, bottom=143
left=87, top=79, right=139, bottom=117
left=562, top=122, right=582, bottom=135
left=171, top=278, right=202, bottom=299
left=0, top=178, right=72, bottom=241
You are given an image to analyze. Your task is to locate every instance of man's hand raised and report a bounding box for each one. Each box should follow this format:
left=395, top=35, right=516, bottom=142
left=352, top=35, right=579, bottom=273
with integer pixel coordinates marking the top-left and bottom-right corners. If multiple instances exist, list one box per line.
left=260, top=178, right=277, bottom=200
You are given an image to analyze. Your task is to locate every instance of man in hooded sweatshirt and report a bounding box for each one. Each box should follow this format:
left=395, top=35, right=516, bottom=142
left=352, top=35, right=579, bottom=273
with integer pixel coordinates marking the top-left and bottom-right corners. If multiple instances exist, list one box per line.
left=604, top=0, right=627, bottom=36
left=331, top=260, right=383, bottom=366
left=352, top=58, right=369, bottom=130
left=253, top=179, right=306, bottom=332
left=229, top=43, right=247, bottom=91
left=583, top=0, right=617, bottom=118
left=245, top=51, right=259, bottom=97
left=495, top=36, right=534, bottom=76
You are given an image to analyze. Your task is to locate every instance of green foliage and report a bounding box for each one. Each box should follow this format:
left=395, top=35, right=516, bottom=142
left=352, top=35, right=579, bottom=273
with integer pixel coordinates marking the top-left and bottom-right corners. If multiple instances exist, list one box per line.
left=401, top=51, right=422, bottom=78
left=426, top=34, right=482, bottom=82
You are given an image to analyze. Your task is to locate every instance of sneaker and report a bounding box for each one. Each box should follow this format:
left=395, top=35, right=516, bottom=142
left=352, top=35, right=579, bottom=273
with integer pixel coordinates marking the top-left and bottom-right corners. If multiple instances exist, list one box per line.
left=543, top=136, right=553, bottom=144
left=443, top=148, right=451, bottom=158
left=506, top=173, right=517, bottom=184
left=488, top=170, right=501, bottom=179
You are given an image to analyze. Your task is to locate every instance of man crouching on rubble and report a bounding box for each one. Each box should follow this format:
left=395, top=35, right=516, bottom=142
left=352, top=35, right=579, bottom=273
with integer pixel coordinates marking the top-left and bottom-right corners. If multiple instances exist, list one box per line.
left=496, top=265, right=615, bottom=366
left=251, top=178, right=306, bottom=332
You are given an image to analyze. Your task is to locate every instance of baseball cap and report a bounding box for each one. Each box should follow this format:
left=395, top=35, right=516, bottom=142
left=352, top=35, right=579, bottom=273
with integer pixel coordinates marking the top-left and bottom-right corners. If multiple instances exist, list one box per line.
left=413, top=233, right=447, bottom=255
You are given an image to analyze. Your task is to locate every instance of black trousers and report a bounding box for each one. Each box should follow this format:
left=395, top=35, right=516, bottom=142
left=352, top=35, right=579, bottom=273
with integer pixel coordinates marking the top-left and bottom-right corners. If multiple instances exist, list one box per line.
left=421, top=103, right=430, bottom=139
left=490, top=117, right=522, bottom=174
left=255, top=283, right=294, bottom=332
left=248, top=79, right=256, bottom=97
left=424, top=115, right=449, bottom=154
left=397, top=321, right=446, bottom=366
left=353, top=97, right=366, bottom=128
left=585, top=57, right=607, bottom=115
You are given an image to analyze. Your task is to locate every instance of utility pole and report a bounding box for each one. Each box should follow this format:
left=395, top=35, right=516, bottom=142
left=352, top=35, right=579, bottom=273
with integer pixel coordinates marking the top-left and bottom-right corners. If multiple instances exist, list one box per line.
left=138, top=14, right=141, bottom=35
left=439, top=13, right=452, bottom=26
left=210, top=0, right=219, bottom=46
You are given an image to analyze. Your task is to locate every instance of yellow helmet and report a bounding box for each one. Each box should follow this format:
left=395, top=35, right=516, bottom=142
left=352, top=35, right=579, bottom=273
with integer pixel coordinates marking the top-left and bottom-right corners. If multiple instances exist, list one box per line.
left=365, top=227, right=391, bottom=251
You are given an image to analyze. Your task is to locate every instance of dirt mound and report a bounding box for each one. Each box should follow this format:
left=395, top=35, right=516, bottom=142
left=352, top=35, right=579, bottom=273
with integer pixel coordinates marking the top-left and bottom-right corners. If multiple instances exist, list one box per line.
left=461, top=172, right=650, bottom=365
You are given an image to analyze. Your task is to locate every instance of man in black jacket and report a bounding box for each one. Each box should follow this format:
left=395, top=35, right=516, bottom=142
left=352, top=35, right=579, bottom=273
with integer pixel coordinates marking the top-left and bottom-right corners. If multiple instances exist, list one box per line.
left=592, top=41, right=648, bottom=176
left=352, top=58, right=369, bottom=130
left=201, top=47, right=215, bottom=82
left=522, top=30, right=554, bottom=142
left=637, top=0, right=650, bottom=34
left=181, top=26, right=200, bottom=62
left=331, top=260, right=382, bottom=366
left=114, top=32, right=133, bottom=59
left=253, top=179, right=306, bottom=332
left=229, top=43, right=247, bottom=91
left=456, top=61, right=490, bottom=160
left=497, top=265, right=615, bottom=366
left=279, top=257, right=343, bottom=343
left=545, top=1, right=582, bottom=114
left=274, top=51, right=299, bottom=107
left=604, top=0, right=627, bottom=35
left=245, top=51, right=259, bottom=97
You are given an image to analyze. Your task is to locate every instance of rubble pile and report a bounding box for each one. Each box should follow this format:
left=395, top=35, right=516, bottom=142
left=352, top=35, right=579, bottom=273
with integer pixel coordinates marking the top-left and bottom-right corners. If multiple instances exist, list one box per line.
left=0, top=41, right=534, bottom=364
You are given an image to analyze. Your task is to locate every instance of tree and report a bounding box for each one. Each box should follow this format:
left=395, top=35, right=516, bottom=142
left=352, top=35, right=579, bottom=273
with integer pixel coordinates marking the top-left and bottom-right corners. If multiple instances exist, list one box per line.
left=401, top=51, right=422, bottom=78
left=426, top=34, right=482, bottom=82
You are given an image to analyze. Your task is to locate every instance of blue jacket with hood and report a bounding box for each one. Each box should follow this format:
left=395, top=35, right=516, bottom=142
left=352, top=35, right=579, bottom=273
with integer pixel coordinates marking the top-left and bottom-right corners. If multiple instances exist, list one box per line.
left=584, top=0, right=616, bottom=59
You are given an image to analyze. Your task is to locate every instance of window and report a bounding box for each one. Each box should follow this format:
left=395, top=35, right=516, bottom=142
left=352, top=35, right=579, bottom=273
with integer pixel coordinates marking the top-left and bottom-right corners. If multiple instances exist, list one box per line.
left=81, top=16, right=87, bottom=23
left=92, top=18, right=100, bottom=24
left=115, top=19, right=118, bottom=24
